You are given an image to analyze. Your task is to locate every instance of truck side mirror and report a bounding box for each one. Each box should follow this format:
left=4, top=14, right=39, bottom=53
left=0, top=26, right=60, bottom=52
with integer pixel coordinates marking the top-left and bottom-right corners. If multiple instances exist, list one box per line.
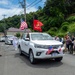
left=25, top=38, right=30, bottom=41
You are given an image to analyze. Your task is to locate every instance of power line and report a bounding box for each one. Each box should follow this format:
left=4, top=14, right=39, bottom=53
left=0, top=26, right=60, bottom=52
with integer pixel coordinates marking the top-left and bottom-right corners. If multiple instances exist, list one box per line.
left=3, top=0, right=42, bottom=19
left=9, top=0, right=19, bottom=14
left=5, top=0, right=20, bottom=17
left=8, top=4, right=20, bottom=17
left=27, top=0, right=42, bottom=9
left=26, top=0, right=37, bottom=8
left=3, top=0, right=23, bottom=18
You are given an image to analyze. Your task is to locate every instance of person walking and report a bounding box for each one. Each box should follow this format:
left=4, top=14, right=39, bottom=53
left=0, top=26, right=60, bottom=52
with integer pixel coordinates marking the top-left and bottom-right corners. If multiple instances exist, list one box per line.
left=65, top=34, right=73, bottom=54
left=13, top=36, right=18, bottom=50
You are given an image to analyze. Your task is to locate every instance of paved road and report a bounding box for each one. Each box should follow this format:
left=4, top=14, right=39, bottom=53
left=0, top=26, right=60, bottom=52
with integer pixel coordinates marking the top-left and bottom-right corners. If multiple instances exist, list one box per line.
left=0, top=42, right=75, bottom=75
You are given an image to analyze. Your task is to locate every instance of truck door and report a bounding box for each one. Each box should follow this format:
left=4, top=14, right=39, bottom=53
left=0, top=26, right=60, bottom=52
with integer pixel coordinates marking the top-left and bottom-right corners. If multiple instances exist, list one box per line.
left=24, top=33, right=30, bottom=53
left=21, top=34, right=26, bottom=51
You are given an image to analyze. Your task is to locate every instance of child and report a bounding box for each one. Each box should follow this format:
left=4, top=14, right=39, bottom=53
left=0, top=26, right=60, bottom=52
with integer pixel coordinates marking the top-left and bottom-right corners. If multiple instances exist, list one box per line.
left=13, top=37, right=18, bottom=50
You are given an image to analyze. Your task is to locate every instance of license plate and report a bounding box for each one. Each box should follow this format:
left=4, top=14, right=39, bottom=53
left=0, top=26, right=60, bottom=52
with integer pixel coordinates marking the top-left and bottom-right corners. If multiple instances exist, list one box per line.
left=51, top=53, right=58, bottom=56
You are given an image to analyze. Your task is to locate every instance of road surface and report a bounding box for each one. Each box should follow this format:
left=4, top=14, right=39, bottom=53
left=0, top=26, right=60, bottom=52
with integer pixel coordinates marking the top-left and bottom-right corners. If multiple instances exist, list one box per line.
left=0, top=42, right=75, bottom=75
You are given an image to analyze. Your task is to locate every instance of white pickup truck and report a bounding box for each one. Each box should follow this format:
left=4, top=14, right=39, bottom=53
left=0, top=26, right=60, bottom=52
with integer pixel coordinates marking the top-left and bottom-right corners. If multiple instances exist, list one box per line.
left=18, top=32, right=65, bottom=64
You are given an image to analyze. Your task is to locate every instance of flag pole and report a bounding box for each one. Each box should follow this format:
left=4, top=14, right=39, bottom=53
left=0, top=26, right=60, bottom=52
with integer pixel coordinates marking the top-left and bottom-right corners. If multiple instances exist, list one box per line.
left=20, top=0, right=27, bottom=33
left=24, top=0, right=26, bottom=33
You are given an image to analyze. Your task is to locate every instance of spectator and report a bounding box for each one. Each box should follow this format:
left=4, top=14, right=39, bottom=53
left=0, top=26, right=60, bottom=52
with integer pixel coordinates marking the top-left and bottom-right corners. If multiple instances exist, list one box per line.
left=55, top=36, right=59, bottom=41
left=65, top=34, right=73, bottom=53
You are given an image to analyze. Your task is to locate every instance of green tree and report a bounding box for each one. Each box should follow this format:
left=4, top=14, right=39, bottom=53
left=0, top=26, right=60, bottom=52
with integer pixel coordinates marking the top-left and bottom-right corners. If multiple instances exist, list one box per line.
left=15, top=32, right=21, bottom=38
left=0, top=23, right=4, bottom=32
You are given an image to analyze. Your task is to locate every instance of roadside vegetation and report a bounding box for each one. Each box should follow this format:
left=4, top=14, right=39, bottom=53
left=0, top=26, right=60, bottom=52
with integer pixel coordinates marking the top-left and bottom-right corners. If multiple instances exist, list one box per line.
left=0, top=0, right=75, bottom=37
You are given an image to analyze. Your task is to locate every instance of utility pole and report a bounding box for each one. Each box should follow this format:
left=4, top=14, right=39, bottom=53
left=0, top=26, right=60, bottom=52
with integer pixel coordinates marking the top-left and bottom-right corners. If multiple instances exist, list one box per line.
left=2, top=14, right=7, bottom=36
left=3, top=14, right=6, bottom=19
left=19, top=0, right=27, bottom=33
left=24, top=0, right=26, bottom=22
left=19, top=0, right=26, bottom=21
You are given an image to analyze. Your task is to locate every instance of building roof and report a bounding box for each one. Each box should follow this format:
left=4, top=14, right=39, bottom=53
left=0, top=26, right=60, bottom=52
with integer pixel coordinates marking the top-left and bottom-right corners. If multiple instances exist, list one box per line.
left=7, top=27, right=31, bottom=32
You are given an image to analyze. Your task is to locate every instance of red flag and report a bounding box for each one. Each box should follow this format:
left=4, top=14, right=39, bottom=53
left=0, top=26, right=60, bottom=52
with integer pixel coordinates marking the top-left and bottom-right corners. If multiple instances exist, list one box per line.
left=33, top=20, right=43, bottom=32
left=34, top=26, right=42, bottom=32
left=20, top=19, right=28, bottom=30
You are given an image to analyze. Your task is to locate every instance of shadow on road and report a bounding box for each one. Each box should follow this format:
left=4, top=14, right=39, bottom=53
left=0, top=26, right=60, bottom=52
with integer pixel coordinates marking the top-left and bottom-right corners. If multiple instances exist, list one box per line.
left=14, top=53, right=63, bottom=69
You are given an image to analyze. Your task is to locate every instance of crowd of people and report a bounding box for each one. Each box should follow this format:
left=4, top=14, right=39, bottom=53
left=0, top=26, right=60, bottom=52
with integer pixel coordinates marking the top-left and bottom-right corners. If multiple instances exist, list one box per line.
left=55, top=34, right=75, bottom=54
left=64, top=34, right=75, bottom=54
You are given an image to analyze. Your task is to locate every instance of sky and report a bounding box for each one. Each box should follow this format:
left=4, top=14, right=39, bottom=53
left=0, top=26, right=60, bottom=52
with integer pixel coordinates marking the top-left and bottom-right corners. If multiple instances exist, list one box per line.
left=0, top=0, right=46, bottom=20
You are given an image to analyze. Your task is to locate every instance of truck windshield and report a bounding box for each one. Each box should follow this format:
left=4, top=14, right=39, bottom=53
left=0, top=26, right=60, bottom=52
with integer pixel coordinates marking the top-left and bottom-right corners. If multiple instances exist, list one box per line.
left=31, top=33, right=53, bottom=40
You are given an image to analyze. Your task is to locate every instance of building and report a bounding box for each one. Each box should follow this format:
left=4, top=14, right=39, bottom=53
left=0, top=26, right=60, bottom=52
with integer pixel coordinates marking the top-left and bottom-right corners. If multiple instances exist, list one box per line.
left=0, top=32, right=4, bottom=37
left=7, top=27, right=31, bottom=35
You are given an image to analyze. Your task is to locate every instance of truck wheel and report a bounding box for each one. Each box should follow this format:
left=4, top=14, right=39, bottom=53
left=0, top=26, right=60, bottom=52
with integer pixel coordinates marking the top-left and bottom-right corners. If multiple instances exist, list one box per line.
left=55, top=57, right=63, bottom=62
left=29, top=50, right=36, bottom=64
left=18, top=46, right=22, bottom=55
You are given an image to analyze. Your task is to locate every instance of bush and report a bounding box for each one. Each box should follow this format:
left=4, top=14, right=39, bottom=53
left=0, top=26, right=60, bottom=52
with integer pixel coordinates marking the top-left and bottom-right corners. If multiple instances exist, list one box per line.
left=69, top=28, right=75, bottom=33
left=47, top=30, right=56, bottom=36
left=61, top=25, right=68, bottom=32
left=61, top=22, right=69, bottom=26
left=57, top=33, right=65, bottom=37
left=50, top=27, right=58, bottom=31
left=68, top=22, right=75, bottom=33
left=66, top=16, right=75, bottom=22
left=15, top=32, right=21, bottom=38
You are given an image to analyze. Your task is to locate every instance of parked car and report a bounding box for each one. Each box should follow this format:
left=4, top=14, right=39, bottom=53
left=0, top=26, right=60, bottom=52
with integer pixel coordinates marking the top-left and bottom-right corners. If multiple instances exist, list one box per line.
left=18, top=32, right=65, bottom=64
left=5, top=35, right=16, bottom=45
left=0, top=36, right=6, bottom=42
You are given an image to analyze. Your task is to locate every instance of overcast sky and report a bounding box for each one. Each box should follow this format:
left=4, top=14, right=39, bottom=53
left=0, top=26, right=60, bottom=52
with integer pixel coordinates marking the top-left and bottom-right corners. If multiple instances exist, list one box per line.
left=0, top=0, right=46, bottom=20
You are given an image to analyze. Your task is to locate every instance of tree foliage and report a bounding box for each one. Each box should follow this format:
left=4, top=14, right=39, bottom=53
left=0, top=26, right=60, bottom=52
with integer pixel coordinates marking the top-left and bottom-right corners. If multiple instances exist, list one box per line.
left=0, top=0, right=75, bottom=36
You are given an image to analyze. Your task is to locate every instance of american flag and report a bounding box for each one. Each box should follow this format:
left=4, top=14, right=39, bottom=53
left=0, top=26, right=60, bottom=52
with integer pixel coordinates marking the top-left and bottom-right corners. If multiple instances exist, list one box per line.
left=20, top=19, right=28, bottom=30
left=46, top=46, right=54, bottom=54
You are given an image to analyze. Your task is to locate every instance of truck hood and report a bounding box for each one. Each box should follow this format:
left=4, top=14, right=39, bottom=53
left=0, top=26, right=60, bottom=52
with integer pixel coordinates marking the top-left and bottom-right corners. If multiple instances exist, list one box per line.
left=31, top=40, right=62, bottom=45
